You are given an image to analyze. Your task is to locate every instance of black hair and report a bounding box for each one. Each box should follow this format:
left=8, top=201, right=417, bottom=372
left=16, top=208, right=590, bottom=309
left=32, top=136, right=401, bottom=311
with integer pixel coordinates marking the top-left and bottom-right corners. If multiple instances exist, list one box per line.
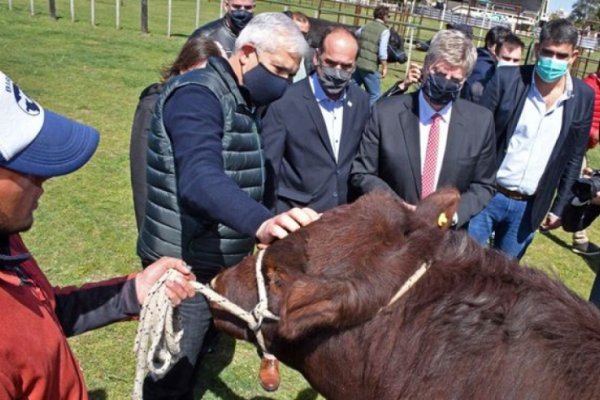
left=484, top=26, right=511, bottom=50
left=374, top=5, right=389, bottom=20
left=539, top=18, right=579, bottom=48
left=495, top=32, right=525, bottom=55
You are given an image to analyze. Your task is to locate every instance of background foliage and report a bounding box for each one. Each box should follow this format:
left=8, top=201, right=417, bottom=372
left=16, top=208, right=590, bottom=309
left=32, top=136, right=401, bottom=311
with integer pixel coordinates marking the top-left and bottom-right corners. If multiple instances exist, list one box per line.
left=0, top=1, right=599, bottom=398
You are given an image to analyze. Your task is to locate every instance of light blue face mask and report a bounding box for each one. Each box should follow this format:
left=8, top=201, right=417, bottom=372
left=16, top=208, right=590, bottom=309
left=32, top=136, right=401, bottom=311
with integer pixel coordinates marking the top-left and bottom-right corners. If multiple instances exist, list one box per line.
left=497, top=59, right=519, bottom=68
left=536, top=56, right=569, bottom=82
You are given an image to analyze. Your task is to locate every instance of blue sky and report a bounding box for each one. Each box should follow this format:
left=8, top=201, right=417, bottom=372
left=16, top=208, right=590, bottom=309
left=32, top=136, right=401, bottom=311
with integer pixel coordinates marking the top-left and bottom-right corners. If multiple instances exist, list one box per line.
left=548, top=0, right=575, bottom=13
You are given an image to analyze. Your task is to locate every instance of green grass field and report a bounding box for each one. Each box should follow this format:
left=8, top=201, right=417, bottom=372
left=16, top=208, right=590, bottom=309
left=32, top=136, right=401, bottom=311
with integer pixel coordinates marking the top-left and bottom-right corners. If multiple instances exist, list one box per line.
left=1, top=2, right=599, bottom=399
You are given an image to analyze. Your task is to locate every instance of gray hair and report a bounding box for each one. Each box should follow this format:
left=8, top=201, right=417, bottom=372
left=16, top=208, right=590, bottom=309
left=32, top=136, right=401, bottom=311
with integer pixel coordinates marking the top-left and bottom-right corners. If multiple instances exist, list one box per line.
left=424, top=30, right=477, bottom=77
left=235, top=12, right=308, bottom=56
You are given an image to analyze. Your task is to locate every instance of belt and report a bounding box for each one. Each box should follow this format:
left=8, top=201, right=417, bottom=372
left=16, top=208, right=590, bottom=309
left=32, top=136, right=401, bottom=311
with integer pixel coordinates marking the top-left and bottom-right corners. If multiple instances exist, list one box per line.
left=496, top=185, right=535, bottom=201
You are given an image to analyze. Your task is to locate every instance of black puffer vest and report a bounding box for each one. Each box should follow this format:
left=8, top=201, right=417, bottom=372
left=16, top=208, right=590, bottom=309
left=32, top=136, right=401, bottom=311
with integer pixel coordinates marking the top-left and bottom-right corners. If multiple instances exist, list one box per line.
left=137, top=58, right=263, bottom=280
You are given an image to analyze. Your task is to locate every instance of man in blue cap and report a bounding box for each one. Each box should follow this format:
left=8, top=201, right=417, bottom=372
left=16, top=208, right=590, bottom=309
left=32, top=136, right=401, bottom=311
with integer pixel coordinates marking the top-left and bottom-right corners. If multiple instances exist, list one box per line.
left=0, top=71, right=197, bottom=400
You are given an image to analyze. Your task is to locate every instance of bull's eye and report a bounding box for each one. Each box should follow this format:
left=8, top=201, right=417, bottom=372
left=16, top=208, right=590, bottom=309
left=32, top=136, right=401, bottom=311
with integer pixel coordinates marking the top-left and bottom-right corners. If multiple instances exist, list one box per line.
left=272, top=278, right=283, bottom=288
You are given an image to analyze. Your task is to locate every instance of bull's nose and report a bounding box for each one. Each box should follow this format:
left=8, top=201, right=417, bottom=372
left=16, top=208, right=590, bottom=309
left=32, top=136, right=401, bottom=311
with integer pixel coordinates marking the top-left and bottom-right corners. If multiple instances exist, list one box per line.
left=210, top=276, right=217, bottom=289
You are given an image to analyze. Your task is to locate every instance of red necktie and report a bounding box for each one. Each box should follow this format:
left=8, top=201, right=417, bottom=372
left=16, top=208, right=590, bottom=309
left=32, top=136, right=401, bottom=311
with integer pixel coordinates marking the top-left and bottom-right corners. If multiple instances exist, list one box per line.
left=421, top=113, right=441, bottom=199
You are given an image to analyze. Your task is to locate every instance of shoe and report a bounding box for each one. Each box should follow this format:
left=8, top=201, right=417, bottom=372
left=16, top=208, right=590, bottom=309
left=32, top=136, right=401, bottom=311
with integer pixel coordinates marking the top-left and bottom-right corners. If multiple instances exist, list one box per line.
left=258, top=357, right=280, bottom=392
left=572, top=241, right=600, bottom=256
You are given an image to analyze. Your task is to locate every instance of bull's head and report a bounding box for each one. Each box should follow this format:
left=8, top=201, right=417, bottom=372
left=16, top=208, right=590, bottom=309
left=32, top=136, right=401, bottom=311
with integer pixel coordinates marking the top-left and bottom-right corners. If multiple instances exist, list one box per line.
left=210, top=189, right=460, bottom=348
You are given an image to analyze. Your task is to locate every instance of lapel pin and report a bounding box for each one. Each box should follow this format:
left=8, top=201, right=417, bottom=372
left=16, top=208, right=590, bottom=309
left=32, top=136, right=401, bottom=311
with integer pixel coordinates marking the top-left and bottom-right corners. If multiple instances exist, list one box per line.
left=348, top=101, right=353, bottom=107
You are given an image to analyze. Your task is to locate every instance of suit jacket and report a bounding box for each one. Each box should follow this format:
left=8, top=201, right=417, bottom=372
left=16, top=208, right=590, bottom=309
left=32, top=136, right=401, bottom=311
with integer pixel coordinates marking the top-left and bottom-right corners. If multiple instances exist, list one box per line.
left=480, top=65, right=594, bottom=229
left=350, top=92, right=497, bottom=228
left=261, top=77, right=370, bottom=213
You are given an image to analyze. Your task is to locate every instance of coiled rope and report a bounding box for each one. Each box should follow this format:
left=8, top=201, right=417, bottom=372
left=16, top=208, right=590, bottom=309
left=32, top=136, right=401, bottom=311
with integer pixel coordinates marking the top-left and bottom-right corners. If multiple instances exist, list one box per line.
left=132, top=251, right=431, bottom=399
left=132, top=250, right=278, bottom=400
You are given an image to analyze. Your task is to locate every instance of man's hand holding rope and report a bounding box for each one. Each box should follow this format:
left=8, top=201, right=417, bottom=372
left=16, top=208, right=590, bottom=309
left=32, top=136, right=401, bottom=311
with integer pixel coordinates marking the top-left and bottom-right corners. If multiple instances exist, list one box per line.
left=135, top=257, right=197, bottom=305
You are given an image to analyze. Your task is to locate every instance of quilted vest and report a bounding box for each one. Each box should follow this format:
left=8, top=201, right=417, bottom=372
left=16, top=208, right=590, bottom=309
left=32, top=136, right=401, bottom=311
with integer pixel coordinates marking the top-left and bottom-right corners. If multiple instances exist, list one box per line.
left=137, top=58, right=263, bottom=280
left=356, top=20, right=387, bottom=72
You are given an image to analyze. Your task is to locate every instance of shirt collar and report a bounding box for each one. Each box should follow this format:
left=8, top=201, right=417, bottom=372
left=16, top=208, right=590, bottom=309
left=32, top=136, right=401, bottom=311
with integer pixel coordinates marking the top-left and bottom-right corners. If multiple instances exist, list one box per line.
left=531, top=69, right=574, bottom=101
left=418, top=90, right=452, bottom=123
left=309, top=72, right=346, bottom=104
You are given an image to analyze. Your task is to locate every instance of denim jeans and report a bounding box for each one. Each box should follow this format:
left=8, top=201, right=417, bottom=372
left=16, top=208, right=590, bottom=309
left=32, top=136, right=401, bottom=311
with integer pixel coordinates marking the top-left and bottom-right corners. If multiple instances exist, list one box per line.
left=143, top=292, right=213, bottom=400
left=468, top=192, right=536, bottom=259
left=353, top=68, right=381, bottom=107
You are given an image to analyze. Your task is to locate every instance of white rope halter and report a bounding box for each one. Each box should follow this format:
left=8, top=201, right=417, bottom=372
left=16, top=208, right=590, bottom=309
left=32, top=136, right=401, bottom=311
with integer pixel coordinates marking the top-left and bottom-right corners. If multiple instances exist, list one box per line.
left=132, top=250, right=431, bottom=399
left=132, top=249, right=277, bottom=400
left=379, top=260, right=431, bottom=312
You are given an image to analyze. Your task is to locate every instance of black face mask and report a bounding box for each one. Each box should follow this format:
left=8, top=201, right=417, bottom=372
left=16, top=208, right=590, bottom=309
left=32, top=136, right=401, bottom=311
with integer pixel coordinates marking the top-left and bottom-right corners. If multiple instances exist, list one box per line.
left=228, top=9, right=253, bottom=34
left=243, top=62, right=289, bottom=107
left=422, top=73, right=462, bottom=106
left=317, top=66, right=353, bottom=97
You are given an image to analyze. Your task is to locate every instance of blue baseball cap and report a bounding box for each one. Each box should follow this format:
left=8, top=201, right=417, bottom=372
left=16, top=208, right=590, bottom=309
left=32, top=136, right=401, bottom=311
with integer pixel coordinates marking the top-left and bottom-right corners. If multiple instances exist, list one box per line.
left=0, top=71, right=99, bottom=177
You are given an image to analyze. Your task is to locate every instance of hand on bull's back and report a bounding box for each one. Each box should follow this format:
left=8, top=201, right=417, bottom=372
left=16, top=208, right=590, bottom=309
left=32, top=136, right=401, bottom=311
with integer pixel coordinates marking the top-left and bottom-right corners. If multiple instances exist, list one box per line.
left=256, top=207, right=320, bottom=246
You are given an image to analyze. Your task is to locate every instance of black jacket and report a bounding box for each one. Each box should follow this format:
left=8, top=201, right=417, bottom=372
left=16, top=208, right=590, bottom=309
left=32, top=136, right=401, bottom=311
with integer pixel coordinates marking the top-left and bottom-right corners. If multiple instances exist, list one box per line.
left=350, top=92, right=497, bottom=227
left=261, top=78, right=370, bottom=213
left=190, top=18, right=236, bottom=56
left=480, top=65, right=594, bottom=228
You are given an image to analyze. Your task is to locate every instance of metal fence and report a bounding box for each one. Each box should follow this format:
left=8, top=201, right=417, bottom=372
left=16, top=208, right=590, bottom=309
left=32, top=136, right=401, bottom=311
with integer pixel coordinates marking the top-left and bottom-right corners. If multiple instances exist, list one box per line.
left=3, top=0, right=598, bottom=77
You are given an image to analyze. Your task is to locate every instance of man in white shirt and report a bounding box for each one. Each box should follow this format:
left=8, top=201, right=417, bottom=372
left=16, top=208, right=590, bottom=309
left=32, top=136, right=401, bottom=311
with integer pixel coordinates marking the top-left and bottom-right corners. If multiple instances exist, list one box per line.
left=468, top=19, right=594, bottom=259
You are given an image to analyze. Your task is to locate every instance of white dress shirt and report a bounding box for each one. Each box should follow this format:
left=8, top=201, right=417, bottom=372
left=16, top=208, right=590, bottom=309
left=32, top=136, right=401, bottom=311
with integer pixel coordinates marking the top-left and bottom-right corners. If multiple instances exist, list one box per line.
left=496, top=73, right=574, bottom=195
left=309, top=73, right=346, bottom=162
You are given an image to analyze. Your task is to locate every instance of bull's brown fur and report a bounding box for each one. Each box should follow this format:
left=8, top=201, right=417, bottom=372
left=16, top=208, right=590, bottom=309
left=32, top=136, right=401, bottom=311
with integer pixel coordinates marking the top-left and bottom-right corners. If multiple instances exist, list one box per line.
left=211, top=189, right=600, bottom=400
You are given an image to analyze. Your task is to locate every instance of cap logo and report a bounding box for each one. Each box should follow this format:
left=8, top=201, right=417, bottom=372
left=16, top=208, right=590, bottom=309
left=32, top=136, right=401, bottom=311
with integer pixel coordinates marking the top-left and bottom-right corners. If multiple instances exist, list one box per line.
left=13, top=83, right=40, bottom=115
left=0, top=73, right=45, bottom=161
left=13, top=83, right=41, bottom=116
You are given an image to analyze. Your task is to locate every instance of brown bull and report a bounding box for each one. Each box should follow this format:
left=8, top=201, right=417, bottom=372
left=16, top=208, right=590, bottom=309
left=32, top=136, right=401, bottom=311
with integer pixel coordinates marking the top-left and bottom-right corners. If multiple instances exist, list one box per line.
left=210, top=189, right=600, bottom=399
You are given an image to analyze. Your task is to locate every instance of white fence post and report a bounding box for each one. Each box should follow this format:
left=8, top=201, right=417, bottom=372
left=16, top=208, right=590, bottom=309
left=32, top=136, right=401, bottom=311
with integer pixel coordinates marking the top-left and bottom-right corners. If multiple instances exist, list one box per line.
left=70, top=0, right=75, bottom=21
left=91, top=0, right=95, bottom=26
left=167, top=0, right=172, bottom=36
left=29, top=0, right=34, bottom=16
left=195, top=0, right=200, bottom=28
left=116, top=0, right=120, bottom=29
left=439, top=3, right=446, bottom=30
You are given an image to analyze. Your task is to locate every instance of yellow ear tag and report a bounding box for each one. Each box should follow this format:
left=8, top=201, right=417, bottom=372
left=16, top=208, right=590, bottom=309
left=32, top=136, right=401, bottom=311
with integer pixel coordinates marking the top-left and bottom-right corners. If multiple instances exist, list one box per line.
left=437, top=212, right=448, bottom=227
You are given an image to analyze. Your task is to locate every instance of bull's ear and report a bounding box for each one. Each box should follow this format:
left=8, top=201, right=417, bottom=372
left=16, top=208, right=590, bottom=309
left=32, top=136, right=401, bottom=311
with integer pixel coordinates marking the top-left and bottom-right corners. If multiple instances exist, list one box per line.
left=278, top=277, right=337, bottom=340
left=278, top=276, right=380, bottom=340
left=414, top=187, right=460, bottom=230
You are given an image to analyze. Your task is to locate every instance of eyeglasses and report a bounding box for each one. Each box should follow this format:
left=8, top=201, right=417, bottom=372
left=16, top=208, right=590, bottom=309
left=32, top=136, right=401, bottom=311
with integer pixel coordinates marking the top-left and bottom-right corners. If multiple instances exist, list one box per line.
left=228, top=3, right=255, bottom=10
left=539, top=48, right=571, bottom=60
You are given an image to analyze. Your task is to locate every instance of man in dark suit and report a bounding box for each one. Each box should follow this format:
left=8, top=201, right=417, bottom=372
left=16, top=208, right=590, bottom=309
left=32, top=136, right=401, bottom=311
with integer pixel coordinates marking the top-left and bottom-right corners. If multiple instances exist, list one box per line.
left=350, top=29, right=496, bottom=228
left=468, top=19, right=594, bottom=259
left=262, top=26, right=370, bottom=213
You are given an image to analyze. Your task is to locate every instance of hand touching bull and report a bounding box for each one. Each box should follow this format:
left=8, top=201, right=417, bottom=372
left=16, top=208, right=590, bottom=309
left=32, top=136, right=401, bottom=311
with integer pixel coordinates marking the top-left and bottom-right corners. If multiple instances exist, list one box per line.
left=256, top=207, right=321, bottom=248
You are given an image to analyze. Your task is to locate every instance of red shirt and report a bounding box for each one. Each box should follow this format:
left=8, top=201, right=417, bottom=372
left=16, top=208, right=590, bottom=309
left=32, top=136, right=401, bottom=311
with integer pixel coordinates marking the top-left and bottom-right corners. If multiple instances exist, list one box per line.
left=583, top=73, right=600, bottom=149
left=0, top=235, right=139, bottom=399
